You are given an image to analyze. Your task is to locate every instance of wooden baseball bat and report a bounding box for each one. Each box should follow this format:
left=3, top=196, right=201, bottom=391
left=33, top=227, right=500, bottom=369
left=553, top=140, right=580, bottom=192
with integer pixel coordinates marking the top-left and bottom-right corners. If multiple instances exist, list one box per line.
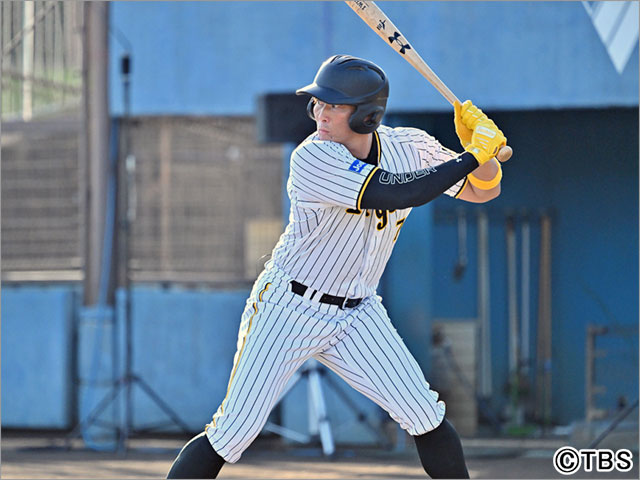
left=346, top=0, right=512, bottom=163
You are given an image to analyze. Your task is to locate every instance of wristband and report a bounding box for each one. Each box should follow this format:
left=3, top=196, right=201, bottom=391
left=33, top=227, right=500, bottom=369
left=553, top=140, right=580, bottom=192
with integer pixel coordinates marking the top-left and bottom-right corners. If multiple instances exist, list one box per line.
left=467, top=164, right=502, bottom=190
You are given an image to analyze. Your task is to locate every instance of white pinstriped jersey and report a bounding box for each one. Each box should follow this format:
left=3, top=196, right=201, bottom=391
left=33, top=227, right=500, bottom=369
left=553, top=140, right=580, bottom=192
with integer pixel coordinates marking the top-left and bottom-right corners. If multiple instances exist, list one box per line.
left=206, top=124, right=457, bottom=463
left=270, top=125, right=465, bottom=299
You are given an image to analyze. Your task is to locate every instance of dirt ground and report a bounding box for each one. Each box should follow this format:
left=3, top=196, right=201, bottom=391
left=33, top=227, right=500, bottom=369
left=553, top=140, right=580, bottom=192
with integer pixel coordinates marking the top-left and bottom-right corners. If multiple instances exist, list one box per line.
left=1, top=432, right=638, bottom=480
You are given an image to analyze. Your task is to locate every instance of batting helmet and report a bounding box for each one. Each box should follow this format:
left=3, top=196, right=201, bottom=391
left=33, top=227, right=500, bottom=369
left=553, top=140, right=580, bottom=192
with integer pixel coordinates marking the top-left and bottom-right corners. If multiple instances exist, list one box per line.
left=296, top=55, right=389, bottom=134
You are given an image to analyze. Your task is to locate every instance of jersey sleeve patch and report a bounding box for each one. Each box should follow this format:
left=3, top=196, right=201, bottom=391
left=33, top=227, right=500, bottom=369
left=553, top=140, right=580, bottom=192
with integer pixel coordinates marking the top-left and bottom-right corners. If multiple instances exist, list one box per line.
left=349, top=159, right=369, bottom=173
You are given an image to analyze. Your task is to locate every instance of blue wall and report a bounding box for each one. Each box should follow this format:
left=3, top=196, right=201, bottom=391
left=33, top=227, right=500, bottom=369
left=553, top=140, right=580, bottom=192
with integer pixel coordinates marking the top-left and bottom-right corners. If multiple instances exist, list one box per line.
left=2, top=284, right=250, bottom=431
left=403, top=107, right=639, bottom=422
left=109, top=1, right=638, bottom=115
left=120, top=286, right=248, bottom=430
left=2, top=286, right=77, bottom=428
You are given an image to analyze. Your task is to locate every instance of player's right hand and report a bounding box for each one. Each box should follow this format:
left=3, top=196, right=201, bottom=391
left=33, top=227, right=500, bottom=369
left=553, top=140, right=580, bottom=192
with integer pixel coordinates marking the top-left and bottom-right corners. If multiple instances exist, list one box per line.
left=464, top=119, right=507, bottom=165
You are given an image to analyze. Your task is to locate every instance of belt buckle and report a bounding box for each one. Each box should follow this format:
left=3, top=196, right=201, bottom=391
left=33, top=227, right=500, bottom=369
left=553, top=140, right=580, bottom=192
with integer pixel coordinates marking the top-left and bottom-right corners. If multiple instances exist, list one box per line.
left=340, top=297, right=349, bottom=309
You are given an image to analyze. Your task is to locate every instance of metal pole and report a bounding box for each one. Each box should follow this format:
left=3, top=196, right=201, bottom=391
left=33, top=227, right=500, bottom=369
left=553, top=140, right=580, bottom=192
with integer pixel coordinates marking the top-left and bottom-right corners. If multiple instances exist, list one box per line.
left=536, top=213, right=552, bottom=427
left=506, top=215, right=520, bottom=425
left=120, top=52, right=134, bottom=452
left=477, top=209, right=492, bottom=398
left=585, top=325, right=607, bottom=423
left=520, top=215, right=531, bottom=373
left=83, top=2, right=110, bottom=306
left=306, top=360, right=335, bottom=457
left=506, top=215, right=518, bottom=381
left=22, top=0, right=34, bottom=120
left=588, top=398, right=639, bottom=449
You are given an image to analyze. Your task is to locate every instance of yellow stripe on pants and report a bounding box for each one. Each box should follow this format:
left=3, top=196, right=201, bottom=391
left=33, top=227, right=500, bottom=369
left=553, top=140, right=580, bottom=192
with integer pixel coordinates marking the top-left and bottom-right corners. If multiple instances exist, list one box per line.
left=210, top=283, right=271, bottom=428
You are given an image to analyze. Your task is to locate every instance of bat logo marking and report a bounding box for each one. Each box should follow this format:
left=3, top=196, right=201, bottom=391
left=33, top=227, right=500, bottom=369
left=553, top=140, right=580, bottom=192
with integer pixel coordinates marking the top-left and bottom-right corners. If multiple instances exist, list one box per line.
left=376, top=19, right=386, bottom=31
left=352, top=1, right=367, bottom=11
left=388, top=31, right=412, bottom=54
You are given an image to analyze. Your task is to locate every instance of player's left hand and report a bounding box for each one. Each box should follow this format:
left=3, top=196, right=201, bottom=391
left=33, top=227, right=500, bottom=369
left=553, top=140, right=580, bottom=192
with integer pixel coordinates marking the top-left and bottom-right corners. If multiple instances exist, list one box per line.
left=458, top=100, right=490, bottom=131
left=453, top=100, right=476, bottom=148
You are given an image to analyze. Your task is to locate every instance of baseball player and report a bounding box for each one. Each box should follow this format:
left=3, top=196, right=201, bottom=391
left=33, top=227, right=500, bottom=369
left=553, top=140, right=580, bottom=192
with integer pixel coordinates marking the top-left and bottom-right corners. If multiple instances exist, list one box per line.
left=167, top=55, right=507, bottom=479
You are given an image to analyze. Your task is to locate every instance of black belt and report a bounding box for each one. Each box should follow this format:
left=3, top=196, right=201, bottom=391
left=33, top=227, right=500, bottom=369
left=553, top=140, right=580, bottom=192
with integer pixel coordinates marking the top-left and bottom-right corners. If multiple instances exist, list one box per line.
left=290, top=280, right=362, bottom=309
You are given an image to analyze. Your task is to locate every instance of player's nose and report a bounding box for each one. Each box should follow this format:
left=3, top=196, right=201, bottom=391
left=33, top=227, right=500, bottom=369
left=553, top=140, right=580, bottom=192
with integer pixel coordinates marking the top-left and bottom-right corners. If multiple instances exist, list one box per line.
left=314, top=103, right=330, bottom=122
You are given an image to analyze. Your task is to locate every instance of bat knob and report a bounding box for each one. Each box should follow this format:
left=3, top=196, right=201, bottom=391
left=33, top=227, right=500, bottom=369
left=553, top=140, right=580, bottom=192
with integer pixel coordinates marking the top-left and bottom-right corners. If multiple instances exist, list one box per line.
left=497, top=146, right=513, bottom=163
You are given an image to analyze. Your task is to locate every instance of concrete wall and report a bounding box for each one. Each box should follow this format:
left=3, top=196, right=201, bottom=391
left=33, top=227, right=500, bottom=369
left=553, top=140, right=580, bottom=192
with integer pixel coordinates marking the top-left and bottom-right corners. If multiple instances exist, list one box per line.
left=108, top=1, right=638, bottom=116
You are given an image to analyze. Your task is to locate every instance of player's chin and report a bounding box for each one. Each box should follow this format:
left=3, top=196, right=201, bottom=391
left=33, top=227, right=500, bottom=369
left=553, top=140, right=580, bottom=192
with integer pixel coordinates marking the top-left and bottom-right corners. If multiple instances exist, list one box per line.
left=317, top=129, right=331, bottom=140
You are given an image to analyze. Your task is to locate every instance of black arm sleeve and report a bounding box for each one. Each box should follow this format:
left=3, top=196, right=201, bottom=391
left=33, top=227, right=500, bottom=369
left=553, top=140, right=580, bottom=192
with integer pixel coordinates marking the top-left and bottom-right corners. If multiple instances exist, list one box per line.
left=360, top=152, right=478, bottom=210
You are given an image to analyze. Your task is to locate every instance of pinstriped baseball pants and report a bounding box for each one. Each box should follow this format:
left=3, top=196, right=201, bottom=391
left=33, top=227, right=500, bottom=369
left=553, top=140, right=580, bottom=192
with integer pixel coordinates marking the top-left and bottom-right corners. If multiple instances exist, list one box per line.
left=206, top=265, right=446, bottom=463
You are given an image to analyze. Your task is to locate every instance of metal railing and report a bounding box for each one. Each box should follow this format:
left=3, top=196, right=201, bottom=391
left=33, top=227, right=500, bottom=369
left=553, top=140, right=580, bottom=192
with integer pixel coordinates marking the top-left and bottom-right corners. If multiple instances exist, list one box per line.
left=1, top=116, right=284, bottom=286
left=1, top=1, right=84, bottom=120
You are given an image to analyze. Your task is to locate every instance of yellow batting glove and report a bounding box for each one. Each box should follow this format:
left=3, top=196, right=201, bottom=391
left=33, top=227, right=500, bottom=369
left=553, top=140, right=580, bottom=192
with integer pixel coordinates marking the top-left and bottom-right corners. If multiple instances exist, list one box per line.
left=464, top=119, right=507, bottom=165
left=461, top=101, right=489, bottom=130
left=453, top=100, right=473, bottom=148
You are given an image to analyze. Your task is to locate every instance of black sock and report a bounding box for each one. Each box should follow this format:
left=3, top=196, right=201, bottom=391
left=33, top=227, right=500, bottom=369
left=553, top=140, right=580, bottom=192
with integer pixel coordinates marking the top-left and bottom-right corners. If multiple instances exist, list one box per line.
left=167, top=432, right=226, bottom=479
left=414, top=419, right=470, bottom=479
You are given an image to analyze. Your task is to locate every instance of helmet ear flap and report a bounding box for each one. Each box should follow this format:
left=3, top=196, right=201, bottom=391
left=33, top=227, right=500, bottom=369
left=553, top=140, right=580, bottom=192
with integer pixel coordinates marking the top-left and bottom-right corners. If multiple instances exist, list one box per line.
left=363, top=106, right=384, bottom=129
left=306, top=98, right=316, bottom=121
left=349, top=105, right=385, bottom=134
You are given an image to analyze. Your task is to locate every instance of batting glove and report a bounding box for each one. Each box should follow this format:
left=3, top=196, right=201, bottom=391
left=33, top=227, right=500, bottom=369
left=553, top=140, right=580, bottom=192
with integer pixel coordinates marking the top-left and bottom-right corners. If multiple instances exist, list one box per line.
left=453, top=100, right=476, bottom=147
left=464, top=119, right=507, bottom=165
left=460, top=100, right=490, bottom=129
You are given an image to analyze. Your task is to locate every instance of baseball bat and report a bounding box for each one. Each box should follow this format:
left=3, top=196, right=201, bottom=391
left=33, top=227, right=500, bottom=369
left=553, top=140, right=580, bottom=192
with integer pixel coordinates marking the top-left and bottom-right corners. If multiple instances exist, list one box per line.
left=346, top=0, right=513, bottom=163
